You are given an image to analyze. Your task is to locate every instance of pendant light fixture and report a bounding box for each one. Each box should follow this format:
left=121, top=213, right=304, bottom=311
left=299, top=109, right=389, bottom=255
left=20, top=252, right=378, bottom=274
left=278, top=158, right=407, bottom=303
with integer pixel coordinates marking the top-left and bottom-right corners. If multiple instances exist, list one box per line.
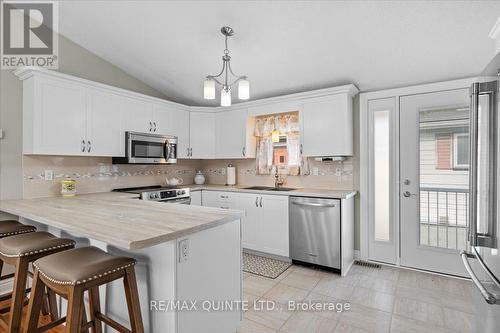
left=203, top=26, right=250, bottom=106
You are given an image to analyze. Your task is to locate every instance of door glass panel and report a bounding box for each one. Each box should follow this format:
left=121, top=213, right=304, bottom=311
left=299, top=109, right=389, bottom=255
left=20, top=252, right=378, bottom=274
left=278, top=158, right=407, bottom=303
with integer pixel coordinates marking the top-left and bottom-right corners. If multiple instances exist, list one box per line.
left=374, top=110, right=390, bottom=242
left=419, top=106, right=469, bottom=250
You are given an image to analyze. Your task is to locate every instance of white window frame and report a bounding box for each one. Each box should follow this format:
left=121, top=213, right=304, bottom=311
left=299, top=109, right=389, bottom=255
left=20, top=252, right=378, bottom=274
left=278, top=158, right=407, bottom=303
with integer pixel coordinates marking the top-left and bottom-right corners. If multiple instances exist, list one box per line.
left=453, top=132, right=469, bottom=169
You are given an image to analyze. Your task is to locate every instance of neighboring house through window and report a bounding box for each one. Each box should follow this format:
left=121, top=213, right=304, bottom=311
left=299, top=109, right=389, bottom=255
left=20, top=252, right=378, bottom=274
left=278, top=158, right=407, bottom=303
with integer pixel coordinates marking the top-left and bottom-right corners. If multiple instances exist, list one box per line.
left=435, top=132, right=469, bottom=170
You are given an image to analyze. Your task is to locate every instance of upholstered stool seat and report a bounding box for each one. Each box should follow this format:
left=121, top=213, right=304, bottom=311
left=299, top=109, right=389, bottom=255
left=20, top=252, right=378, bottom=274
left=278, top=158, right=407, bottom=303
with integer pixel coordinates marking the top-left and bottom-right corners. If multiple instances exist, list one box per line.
left=0, top=232, right=75, bottom=333
left=0, top=231, right=74, bottom=258
left=0, top=220, right=36, bottom=238
left=27, top=246, right=143, bottom=333
left=33, top=246, right=136, bottom=286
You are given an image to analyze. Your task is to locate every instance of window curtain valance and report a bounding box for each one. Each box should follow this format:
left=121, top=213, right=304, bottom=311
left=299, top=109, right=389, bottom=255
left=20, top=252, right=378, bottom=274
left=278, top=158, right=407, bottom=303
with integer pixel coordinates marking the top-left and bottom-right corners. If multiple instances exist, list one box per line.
left=254, top=113, right=300, bottom=137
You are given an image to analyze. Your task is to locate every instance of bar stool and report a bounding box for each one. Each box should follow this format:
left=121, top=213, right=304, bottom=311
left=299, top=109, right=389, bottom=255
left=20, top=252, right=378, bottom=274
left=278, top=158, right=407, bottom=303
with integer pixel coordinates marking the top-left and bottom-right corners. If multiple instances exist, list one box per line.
left=0, top=220, right=37, bottom=283
left=0, top=231, right=75, bottom=333
left=26, top=246, right=144, bottom=333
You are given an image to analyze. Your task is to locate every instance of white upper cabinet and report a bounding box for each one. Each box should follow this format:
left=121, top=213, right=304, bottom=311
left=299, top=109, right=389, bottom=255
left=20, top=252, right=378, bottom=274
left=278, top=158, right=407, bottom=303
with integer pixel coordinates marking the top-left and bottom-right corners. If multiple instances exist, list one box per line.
left=153, top=104, right=190, bottom=158
left=189, top=112, right=215, bottom=158
left=23, top=77, right=86, bottom=155
left=85, top=89, right=123, bottom=156
left=215, top=108, right=255, bottom=159
left=301, top=92, right=355, bottom=157
left=122, top=97, right=154, bottom=133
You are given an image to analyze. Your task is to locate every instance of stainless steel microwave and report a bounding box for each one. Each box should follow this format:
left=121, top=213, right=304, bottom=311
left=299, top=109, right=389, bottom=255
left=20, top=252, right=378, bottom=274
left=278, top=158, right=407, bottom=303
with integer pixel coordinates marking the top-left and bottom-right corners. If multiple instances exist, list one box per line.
left=112, top=132, right=177, bottom=164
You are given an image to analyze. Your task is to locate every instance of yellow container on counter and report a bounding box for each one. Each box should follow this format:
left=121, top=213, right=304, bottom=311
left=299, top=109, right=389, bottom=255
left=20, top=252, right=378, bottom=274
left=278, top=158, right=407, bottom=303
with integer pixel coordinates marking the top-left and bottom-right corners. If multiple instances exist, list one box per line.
left=61, top=177, right=77, bottom=197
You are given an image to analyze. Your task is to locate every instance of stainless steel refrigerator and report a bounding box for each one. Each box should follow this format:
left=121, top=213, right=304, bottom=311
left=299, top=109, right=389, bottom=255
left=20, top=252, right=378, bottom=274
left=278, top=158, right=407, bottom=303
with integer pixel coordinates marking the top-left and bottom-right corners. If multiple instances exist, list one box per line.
left=461, top=69, right=500, bottom=331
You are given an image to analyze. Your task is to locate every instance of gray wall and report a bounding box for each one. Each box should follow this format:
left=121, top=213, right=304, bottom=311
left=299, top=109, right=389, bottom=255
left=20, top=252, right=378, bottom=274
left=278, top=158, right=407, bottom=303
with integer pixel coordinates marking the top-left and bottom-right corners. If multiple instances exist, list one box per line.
left=0, top=34, right=168, bottom=210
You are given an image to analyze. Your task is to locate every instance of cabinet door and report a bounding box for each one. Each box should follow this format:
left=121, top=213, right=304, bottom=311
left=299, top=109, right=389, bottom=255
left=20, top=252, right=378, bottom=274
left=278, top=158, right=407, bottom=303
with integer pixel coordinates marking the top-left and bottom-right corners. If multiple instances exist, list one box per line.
left=86, top=89, right=123, bottom=156
left=235, top=194, right=261, bottom=252
left=154, top=104, right=190, bottom=158
left=122, top=97, right=153, bottom=133
left=259, top=195, right=289, bottom=257
left=215, top=108, right=247, bottom=159
left=189, top=112, right=215, bottom=159
left=190, top=191, right=202, bottom=206
left=35, top=78, right=86, bottom=155
left=301, top=95, right=353, bottom=156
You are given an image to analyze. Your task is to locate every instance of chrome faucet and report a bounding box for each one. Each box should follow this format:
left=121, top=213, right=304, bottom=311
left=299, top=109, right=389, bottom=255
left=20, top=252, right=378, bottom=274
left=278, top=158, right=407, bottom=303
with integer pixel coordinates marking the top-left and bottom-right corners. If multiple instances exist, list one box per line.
left=274, top=168, right=285, bottom=189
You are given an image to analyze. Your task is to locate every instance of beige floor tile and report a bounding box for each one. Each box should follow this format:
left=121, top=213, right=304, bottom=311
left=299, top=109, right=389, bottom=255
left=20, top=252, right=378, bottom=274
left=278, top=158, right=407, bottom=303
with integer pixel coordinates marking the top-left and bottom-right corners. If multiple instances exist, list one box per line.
left=275, top=266, right=295, bottom=281
left=280, top=271, right=322, bottom=291
left=350, top=287, right=394, bottom=313
left=393, top=297, right=445, bottom=328
left=357, top=274, right=397, bottom=294
left=264, top=283, right=310, bottom=305
left=291, top=265, right=335, bottom=278
left=279, top=311, right=338, bottom=333
left=369, top=265, right=400, bottom=282
left=398, top=270, right=471, bottom=297
left=333, top=322, right=371, bottom=333
left=338, top=303, right=392, bottom=333
left=442, top=307, right=474, bottom=332
left=302, top=292, right=346, bottom=320
left=390, top=315, right=455, bottom=333
left=243, top=292, right=261, bottom=311
left=312, top=278, right=355, bottom=300
left=238, top=317, right=278, bottom=333
left=244, top=299, right=293, bottom=331
left=396, top=285, right=474, bottom=314
left=244, top=275, right=278, bottom=297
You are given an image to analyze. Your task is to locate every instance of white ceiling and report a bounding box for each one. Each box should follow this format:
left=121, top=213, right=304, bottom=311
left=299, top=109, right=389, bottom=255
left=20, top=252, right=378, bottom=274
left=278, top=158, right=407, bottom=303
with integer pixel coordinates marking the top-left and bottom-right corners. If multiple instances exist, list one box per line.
left=59, top=1, right=500, bottom=106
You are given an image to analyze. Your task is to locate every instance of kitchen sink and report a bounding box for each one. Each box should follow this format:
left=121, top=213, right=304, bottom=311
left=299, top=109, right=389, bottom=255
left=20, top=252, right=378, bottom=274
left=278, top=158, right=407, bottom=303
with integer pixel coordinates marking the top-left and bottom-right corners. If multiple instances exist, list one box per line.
left=242, top=186, right=274, bottom=190
left=266, top=187, right=296, bottom=191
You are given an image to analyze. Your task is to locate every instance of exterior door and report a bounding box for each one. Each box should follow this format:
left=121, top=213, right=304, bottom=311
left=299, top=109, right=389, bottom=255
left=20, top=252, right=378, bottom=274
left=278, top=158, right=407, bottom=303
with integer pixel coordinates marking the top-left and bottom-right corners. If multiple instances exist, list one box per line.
left=400, top=89, right=470, bottom=276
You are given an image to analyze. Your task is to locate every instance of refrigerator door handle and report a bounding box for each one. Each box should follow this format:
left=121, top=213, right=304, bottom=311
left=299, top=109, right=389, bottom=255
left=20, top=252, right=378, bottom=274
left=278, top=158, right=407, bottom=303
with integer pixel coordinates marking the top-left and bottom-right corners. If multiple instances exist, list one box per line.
left=461, top=250, right=499, bottom=305
left=469, top=81, right=498, bottom=248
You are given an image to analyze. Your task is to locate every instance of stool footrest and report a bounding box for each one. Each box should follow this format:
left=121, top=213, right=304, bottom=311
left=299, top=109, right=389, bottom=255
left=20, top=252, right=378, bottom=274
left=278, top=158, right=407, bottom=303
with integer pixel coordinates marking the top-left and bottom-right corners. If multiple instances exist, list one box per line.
left=96, top=313, right=132, bottom=333
left=0, top=273, right=15, bottom=281
left=34, top=316, right=66, bottom=333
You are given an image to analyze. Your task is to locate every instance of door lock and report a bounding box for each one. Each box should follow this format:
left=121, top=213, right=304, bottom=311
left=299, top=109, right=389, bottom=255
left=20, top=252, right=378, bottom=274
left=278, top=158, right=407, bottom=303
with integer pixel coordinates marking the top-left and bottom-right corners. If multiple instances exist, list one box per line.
left=403, top=191, right=412, bottom=197
left=403, top=179, right=411, bottom=185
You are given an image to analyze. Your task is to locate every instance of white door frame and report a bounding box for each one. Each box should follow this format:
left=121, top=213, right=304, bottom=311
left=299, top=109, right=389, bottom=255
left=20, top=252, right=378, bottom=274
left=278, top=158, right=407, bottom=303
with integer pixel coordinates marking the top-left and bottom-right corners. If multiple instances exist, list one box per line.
left=359, top=77, right=489, bottom=263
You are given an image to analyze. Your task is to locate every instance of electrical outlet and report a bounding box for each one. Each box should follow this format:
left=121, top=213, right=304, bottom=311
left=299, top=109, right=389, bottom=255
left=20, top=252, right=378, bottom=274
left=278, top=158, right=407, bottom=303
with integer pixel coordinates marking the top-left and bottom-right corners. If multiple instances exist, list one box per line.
left=335, top=167, right=342, bottom=177
left=179, top=239, right=190, bottom=263
left=312, top=167, right=319, bottom=176
left=44, top=170, right=54, bottom=181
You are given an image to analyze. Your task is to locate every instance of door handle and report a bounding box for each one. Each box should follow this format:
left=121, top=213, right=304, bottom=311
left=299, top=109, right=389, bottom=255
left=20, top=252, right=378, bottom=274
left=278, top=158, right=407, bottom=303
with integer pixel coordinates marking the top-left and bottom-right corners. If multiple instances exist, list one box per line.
left=461, top=250, right=499, bottom=304
left=81, top=140, right=86, bottom=152
left=259, top=197, right=263, bottom=208
left=87, top=141, right=91, bottom=153
left=291, top=201, right=336, bottom=208
left=153, top=122, right=157, bottom=132
left=242, top=147, right=246, bottom=157
left=402, top=191, right=416, bottom=198
left=149, top=121, right=152, bottom=132
left=255, top=197, right=259, bottom=207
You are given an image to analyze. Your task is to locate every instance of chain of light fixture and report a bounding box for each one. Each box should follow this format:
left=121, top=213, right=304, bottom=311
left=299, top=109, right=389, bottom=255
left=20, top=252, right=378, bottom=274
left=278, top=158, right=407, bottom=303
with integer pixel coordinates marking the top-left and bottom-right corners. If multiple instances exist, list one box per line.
left=203, top=26, right=249, bottom=106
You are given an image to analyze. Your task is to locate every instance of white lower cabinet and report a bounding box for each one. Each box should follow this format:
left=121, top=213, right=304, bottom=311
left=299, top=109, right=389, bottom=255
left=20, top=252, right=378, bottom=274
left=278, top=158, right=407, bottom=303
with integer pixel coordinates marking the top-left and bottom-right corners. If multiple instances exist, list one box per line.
left=190, top=191, right=202, bottom=206
left=201, top=191, right=289, bottom=257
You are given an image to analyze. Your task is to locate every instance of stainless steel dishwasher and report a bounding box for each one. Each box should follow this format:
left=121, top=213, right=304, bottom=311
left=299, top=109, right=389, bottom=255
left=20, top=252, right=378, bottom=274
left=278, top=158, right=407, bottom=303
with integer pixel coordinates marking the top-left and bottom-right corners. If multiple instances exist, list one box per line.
left=289, top=196, right=341, bottom=269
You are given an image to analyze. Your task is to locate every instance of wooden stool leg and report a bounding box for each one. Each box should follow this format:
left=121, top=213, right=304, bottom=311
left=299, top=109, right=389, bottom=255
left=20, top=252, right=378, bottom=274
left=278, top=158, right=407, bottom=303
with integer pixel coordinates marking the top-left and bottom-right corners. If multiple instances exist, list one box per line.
left=24, top=270, right=46, bottom=333
left=9, top=258, right=29, bottom=333
left=88, top=287, right=102, bottom=333
left=123, top=267, right=144, bottom=333
left=47, top=289, right=59, bottom=321
left=65, top=287, right=84, bottom=333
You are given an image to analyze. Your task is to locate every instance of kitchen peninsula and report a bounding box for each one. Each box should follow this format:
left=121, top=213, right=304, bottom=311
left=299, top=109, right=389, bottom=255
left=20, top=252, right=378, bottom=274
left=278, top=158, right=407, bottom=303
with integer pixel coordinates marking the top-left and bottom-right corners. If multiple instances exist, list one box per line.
left=0, top=192, right=243, bottom=333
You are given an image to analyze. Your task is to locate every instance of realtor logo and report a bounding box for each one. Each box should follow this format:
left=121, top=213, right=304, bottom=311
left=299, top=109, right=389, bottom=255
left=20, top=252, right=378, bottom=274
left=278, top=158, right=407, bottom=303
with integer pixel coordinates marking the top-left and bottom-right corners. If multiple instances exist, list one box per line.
left=1, top=0, right=58, bottom=69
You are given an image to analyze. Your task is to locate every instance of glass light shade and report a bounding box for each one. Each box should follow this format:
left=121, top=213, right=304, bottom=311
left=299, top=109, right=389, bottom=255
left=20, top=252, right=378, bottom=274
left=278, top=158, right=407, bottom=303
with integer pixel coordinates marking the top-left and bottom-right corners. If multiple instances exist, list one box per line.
left=221, top=88, right=232, bottom=107
left=271, top=129, right=280, bottom=143
left=238, top=79, right=250, bottom=100
left=203, top=79, right=215, bottom=100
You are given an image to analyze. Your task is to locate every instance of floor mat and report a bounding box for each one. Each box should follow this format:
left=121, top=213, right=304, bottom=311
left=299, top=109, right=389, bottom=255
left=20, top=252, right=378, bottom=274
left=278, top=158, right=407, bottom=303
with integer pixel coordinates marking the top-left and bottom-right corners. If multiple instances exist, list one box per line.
left=243, top=252, right=291, bottom=279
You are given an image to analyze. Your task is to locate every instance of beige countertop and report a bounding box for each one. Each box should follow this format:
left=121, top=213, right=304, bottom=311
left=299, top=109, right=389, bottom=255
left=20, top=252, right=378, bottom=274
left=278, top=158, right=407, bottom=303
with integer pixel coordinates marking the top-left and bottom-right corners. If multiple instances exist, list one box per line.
left=0, top=192, right=243, bottom=250
left=189, top=184, right=356, bottom=199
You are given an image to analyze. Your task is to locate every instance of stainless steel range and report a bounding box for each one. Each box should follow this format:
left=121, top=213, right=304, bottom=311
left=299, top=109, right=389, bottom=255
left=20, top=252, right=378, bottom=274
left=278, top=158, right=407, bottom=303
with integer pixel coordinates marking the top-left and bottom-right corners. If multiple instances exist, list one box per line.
left=113, top=185, right=191, bottom=204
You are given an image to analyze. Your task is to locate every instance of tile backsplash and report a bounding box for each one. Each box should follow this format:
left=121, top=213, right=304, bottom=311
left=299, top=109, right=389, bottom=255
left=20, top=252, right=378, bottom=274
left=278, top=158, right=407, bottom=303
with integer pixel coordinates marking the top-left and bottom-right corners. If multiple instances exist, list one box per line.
left=22, top=155, right=199, bottom=198
left=23, top=155, right=354, bottom=198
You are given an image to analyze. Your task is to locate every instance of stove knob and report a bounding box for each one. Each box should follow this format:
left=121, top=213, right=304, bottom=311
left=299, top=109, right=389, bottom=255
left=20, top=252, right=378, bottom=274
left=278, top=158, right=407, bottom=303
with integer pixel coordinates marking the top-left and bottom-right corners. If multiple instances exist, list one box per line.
left=178, top=190, right=185, bottom=195
left=155, top=193, right=160, bottom=199
left=149, top=194, right=155, bottom=199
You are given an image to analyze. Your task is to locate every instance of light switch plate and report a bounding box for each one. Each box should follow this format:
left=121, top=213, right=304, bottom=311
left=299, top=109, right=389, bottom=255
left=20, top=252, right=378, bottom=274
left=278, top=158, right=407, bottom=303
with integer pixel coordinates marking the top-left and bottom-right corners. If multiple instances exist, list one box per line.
left=44, top=170, right=54, bottom=181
